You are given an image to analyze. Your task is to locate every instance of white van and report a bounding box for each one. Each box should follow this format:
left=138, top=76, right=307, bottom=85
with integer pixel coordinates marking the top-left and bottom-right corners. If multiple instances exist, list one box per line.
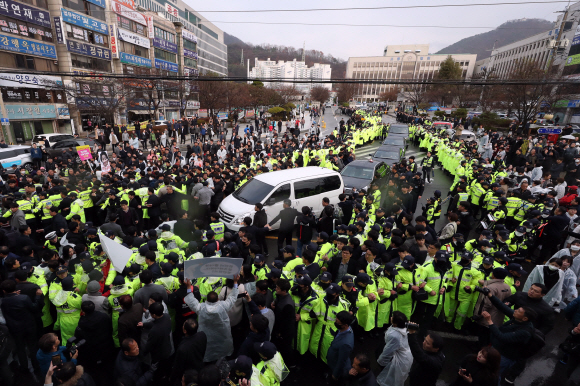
left=218, top=167, right=344, bottom=231
left=0, top=146, right=33, bottom=172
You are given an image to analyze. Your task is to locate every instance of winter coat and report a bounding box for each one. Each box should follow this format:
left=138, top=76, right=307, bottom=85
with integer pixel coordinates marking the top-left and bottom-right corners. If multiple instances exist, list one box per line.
left=377, top=326, right=413, bottom=386
left=523, top=265, right=564, bottom=307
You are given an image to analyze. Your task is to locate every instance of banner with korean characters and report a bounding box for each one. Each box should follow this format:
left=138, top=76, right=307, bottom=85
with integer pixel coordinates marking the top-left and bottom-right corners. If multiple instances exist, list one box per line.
left=61, top=9, right=107, bottom=35
left=109, top=24, right=118, bottom=58
left=118, top=27, right=149, bottom=48
left=66, top=40, right=111, bottom=60
left=54, top=16, right=65, bottom=44
left=181, top=28, right=197, bottom=44
left=183, top=48, right=197, bottom=59
left=154, top=58, right=177, bottom=72
left=0, top=104, right=56, bottom=119
left=0, top=33, right=56, bottom=58
left=111, top=0, right=146, bottom=25
left=115, top=0, right=134, bottom=9
left=152, top=37, right=176, bottom=53
left=84, top=0, right=105, bottom=9
left=120, top=52, right=151, bottom=67
left=0, top=0, right=51, bottom=28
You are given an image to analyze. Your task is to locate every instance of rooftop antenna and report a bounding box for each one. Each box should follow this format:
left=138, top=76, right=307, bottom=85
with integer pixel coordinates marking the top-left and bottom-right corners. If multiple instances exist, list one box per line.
left=240, top=49, right=244, bottom=65
left=302, top=41, right=305, bottom=62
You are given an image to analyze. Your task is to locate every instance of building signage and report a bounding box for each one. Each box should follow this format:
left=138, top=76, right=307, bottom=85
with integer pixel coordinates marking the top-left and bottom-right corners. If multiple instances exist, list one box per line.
left=573, top=35, right=580, bottom=46
left=109, top=24, right=118, bottom=58
left=184, top=67, right=199, bottom=76
left=84, top=0, right=105, bottom=9
left=0, top=33, right=56, bottom=58
left=0, top=0, right=51, bottom=28
left=126, top=98, right=154, bottom=111
left=165, top=3, right=179, bottom=17
left=56, top=104, right=69, bottom=119
left=118, top=27, right=149, bottom=48
left=0, top=103, right=56, bottom=119
left=61, top=9, right=107, bottom=35
left=0, top=73, right=61, bottom=88
left=186, top=100, right=200, bottom=109
left=183, top=48, right=197, bottom=59
left=115, top=0, right=134, bottom=9
left=66, top=40, right=111, bottom=60
left=111, top=1, right=145, bottom=25
left=153, top=37, right=177, bottom=53
left=567, top=54, right=580, bottom=67
left=146, top=15, right=154, bottom=38
left=53, top=16, right=65, bottom=44
left=154, top=58, right=178, bottom=72
left=120, top=52, right=151, bottom=67
left=181, top=29, right=197, bottom=43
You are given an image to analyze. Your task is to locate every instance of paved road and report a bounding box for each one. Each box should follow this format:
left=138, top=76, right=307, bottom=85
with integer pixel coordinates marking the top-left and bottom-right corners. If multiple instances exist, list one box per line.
left=261, top=110, right=576, bottom=386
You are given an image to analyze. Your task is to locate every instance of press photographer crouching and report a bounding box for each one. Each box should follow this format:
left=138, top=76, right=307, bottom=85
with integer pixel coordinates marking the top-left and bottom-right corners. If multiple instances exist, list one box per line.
left=36, top=333, right=78, bottom=377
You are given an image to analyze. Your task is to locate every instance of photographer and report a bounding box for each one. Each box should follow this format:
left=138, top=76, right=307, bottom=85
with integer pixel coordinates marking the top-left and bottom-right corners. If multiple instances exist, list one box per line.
left=406, top=323, right=445, bottom=386
left=36, top=333, right=78, bottom=376
left=45, top=361, right=96, bottom=386
left=472, top=268, right=511, bottom=347
left=480, top=289, right=537, bottom=384
left=451, top=347, right=501, bottom=386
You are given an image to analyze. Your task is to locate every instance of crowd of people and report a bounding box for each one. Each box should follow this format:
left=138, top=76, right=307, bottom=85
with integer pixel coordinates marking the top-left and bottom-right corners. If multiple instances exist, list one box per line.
left=1, top=106, right=580, bottom=386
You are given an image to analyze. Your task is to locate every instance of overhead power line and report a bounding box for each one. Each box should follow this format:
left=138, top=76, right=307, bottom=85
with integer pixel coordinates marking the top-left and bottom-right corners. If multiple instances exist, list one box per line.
left=0, top=71, right=573, bottom=86
left=202, top=21, right=546, bottom=29
left=194, top=1, right=572, bottom=13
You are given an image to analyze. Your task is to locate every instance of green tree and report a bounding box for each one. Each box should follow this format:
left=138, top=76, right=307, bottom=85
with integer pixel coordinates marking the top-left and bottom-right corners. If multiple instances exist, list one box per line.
left=438, top=56, right=462, bottom=80
left=451, top=108, right=468, bottom=120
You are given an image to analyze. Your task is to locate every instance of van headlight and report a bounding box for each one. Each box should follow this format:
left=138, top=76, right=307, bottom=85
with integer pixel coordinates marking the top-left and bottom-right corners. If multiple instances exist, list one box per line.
left=235, top=212, right=253, bottom=225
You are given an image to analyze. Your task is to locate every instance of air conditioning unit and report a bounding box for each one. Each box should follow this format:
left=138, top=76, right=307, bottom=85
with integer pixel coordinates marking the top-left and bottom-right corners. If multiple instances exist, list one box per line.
left=559, top=39, right=570, bottom=48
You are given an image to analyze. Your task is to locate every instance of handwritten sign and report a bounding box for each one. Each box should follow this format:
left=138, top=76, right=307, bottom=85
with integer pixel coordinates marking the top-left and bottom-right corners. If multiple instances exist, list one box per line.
left=184, top=257, right=243, bottom=279
left=76, top=145, right=92, bottom=160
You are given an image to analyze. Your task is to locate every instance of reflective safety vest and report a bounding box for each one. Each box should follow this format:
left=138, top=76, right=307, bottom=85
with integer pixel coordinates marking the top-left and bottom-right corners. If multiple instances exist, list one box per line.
left=506, top=197, right=522, bottom=218
left=78, top=189, right=93, bottom=209
left=17, top=199, right=35, bottom=220
left=514, top=201, right=532, bottom=222
left=456, top=193, right=469, bottom=208
left=209, top=221, right=225, bottom=241
left=423, top=156, right=433, bottom=168
left=486, top=197, right=500, bottom=211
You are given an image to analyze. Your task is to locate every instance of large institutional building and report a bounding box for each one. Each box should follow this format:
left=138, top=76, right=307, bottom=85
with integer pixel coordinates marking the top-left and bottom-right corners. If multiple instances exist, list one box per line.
left=0, top=0, right=226, bottom=142
left=346, top=44, right=477, bottom=102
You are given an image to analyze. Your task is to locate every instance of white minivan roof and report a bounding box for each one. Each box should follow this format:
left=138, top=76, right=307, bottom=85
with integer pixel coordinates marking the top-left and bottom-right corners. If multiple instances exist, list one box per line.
left=253, top=166, right=340, bottom=186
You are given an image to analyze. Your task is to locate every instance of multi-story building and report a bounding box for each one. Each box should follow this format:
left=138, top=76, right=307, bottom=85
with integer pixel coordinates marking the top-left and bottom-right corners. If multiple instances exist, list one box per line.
left=247, top=58, right=332, bottom=94
left=0, top=0, right=223, bottom=141
left=474, top=3, right=580, bottom=123
left=346, top=44, right=477, bottom=102
left=0, top=0, right=67, bottom=143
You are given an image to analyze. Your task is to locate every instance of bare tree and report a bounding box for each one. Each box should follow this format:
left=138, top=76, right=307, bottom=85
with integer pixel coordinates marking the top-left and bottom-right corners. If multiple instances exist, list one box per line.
left=378, top=87, right=400, bottom=103
left=405, top=84, right=427, bottom=107
left=277, top=85, right=303, bottom=104
left=503, top=59, right=557, bottom=125
left=336, top=83, right=357, bottom=104
left=196, top=72, right=229, bottom=116
left=310, top=86, right=330, bottom=104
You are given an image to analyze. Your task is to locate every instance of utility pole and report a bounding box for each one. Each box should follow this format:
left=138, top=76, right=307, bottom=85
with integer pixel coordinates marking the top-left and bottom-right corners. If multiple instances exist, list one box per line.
left=301, top=41, right=305, bottom=62
left=0, top=91, right=13, bottom=143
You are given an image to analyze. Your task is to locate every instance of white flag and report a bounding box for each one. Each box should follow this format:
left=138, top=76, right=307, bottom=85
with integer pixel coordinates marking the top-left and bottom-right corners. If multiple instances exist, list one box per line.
left=99, top=234, right=133, bottom=273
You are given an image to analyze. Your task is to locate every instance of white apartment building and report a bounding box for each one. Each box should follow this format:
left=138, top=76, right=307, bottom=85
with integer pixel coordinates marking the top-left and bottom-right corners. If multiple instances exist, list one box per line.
left=346, top=44, right=477, bottom=102
left=247, top=58, right=332, bottom=94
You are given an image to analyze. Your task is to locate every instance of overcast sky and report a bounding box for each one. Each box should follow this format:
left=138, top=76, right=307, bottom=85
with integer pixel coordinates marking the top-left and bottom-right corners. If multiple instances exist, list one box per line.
left=186, top=0, right=566, bottom=59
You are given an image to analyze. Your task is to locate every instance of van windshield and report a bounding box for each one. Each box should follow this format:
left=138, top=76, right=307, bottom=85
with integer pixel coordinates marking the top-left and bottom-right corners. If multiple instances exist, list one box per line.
left=233, top=179, right=275, bottom=205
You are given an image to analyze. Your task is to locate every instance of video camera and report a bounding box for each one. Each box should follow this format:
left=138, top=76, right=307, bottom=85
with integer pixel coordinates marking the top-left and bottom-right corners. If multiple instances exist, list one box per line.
left=64, top=337, right=86, bottom=358
left=473, top=286, right=491, bottom=296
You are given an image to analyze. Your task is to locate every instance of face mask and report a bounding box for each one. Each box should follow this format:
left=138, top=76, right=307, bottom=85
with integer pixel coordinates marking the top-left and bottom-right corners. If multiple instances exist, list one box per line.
left=548, top=265, right=559, bottom=271
left=572, top=245, right=580, bottom=251
left=326, top=294, right=337, bottom=303
left=526, top=228, right=533, bottom=233
left=334, top=321, right=342, bottom=330
left=542, top=214, right=549, bottom=218
left=320, top=282, right=331, bottom=290
left=546, top=207, right=553, bottom=211
left=460, top=258, right=470, bottom=266
left=515, top=231, right=524, bottom=237
left=485, top=248, right=492, bottom=253
left=454, top=241, right=465, bottom=249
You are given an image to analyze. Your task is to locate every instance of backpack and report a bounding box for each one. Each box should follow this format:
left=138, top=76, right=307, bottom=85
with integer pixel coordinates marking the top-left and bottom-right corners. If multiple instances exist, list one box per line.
left=521, top=327, right=545, bottom=359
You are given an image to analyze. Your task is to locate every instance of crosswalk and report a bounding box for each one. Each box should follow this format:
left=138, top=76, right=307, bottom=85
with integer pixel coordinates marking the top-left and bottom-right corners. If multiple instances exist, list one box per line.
left=356, top=140, right=426, bottom=163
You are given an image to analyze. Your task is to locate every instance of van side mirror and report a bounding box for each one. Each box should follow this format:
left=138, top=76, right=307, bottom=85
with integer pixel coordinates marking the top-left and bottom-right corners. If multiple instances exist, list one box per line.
left=266, top=198, right=275, bottom=206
